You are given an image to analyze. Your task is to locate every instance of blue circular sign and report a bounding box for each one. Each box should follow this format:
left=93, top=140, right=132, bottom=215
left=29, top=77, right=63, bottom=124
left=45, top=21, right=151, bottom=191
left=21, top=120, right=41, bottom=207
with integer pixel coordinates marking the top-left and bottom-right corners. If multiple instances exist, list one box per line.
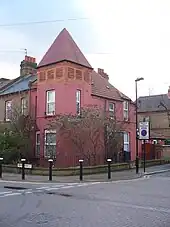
left=141, top=129, right=147, bottom=136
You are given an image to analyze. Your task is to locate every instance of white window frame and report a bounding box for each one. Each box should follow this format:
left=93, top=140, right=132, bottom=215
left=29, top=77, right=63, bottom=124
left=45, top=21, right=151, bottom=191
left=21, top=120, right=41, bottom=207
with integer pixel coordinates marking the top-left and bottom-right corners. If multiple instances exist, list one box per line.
left=123, top=101, right=129, bottom=120
left=76, top=90, right=81, bottom=115
left=5, top=100, right=12, bottom=121
left=21, top=97, right=27, bottom=115
left=44, top=130, right=56, bottom=158
left=35, top=131, right=40, bottom=157
left=123, top=132, right=130, bottom=152
left=109, top=103, right=115, bottom=117
left=46, top=90, right=55, bottom=116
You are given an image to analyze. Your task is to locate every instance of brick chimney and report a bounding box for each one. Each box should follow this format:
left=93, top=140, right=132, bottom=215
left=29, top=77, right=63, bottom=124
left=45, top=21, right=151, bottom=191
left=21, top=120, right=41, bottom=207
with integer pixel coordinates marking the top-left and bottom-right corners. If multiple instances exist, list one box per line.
left=168, top=86, right=170, bottom=99
left=97, top=68, right=109, bottom=80
left=20, top=56, right=37, bottom=76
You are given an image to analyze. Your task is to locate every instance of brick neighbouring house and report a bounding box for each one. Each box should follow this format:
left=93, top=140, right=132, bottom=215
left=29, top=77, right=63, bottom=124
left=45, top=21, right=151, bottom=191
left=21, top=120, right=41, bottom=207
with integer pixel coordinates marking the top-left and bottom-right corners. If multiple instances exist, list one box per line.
left=0, top=28, right=136, bottom=167
left=137, top=89, right=170, bottom=160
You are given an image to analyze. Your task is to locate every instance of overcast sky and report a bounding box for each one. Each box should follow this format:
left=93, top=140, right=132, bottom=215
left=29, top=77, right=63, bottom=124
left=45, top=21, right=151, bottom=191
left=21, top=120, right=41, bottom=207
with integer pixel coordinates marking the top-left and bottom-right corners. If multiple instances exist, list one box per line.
left=0, top=0, right=170, bottom=100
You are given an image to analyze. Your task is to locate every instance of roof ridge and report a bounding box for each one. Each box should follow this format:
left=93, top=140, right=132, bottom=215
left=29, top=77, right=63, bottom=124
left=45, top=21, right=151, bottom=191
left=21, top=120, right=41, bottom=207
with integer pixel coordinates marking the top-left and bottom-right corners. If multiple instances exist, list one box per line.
left=0, top=74, right=34, bottom=94
left=138, top=94, right=167, bottom=98
left=91, top=70, right=131, bottom=101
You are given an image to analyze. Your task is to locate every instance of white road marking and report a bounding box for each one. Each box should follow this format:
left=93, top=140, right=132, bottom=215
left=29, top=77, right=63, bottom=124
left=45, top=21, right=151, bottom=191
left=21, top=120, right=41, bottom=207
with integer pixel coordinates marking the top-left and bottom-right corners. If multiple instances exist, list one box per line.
left=0, top=192, right=21, bottom=198
left=0, top=180, right=58, bottom=185
left=0, top=191, right=13, bottom=195
left=36, top=186, right=54, bottom=190
left=0, top=176, right=153, bottom=199
left=108, top=201, right=170, bottom=214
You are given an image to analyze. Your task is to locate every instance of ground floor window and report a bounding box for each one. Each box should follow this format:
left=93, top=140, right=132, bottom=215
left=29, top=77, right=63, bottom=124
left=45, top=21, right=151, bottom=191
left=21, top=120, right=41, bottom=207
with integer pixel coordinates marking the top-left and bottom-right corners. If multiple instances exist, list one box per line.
left=44, top=130, right=56, bottom=158
left=35, top=131, right=40, bottom=157
left=123, top=132, right=131, bottom=161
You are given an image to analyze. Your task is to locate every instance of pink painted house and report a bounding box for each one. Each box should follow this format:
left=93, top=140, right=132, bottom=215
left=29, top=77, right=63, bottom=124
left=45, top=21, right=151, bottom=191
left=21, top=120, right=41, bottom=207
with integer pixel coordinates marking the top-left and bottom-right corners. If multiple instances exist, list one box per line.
left=29, top=28, right=136, bottom=167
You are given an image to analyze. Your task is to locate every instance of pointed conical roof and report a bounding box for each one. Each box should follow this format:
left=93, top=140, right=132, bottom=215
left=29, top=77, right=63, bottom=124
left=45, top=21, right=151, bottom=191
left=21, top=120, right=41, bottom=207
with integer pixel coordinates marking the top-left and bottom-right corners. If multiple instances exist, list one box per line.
left=38, top=28, right=92, bottom=69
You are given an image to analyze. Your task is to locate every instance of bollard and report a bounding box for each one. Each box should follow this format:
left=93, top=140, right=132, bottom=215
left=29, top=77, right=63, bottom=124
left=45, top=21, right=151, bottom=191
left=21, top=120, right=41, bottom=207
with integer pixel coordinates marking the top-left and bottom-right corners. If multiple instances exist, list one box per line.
left=0, top=157, right=3, bottom=179
left=136, top=156, right=139, bottom=174
left=79, top=159, right=83, bottom=181
left=21, top=159, right=26, bottom=180
left=107, top=158, right=112, bottom=179
left=48, top=159, right=53, bottom=181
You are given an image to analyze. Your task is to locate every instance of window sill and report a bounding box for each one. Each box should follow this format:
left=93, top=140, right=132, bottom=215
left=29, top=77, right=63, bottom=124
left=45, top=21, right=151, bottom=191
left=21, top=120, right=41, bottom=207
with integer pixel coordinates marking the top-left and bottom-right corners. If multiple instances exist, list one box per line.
left=44, top=113, right=56, bottom=118
left=124, top=118, right=130, bottom=122
left=4, top=119, right=11, bottom=123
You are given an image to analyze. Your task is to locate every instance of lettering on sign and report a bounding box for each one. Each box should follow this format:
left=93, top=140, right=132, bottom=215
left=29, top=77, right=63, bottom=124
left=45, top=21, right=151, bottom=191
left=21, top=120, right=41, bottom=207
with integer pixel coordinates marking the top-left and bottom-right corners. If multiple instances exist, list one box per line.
left=17, top=163, right=32, bottom=169
left=39, top=71, right=46, bottom=81
left=84, top=71, right=90, bottom=83
left=56, top=67, right=63, bottom=79
left=47, top=69, right=55, bottom=80
left=68, top=67, right=75, bottom=79
left=76, top=70, right=83, bottom=80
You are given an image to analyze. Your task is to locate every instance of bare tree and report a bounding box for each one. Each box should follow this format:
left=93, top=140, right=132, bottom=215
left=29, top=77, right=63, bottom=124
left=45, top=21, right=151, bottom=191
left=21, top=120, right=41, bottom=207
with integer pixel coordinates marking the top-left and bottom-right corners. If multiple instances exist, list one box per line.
left=49, top=105, right=127, bottom=166
left=158, top=95, right=170, bottom=127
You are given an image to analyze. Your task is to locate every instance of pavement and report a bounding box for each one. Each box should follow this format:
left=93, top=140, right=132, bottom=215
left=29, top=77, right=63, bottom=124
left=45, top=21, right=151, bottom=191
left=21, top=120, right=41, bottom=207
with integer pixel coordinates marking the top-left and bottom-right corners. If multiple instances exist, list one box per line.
left=0, top=166, right=170, bottom=226
left=1, top=164, right=170, bottom=183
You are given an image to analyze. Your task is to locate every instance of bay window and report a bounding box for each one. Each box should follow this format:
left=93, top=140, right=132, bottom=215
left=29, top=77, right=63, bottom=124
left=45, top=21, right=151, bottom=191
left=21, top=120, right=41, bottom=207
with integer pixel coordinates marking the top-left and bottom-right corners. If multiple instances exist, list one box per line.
left=76, top=90, right=81, bottom=115
left=35, top=132, right=40, bottom=157
left=44, top=130, right=56, bottom=158
left=46, top=90, right=55, bottom=115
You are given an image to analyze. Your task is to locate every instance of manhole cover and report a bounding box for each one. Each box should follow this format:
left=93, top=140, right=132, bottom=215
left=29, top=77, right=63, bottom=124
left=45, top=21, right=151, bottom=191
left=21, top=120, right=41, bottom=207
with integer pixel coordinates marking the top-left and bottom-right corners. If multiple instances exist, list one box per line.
left=4, top=186, right=28, bottom=190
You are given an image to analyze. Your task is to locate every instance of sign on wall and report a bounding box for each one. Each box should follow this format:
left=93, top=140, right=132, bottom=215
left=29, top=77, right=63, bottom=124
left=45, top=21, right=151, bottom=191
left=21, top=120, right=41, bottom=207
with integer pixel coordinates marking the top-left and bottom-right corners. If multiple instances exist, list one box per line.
left=139, top=121, right=150, bottom=140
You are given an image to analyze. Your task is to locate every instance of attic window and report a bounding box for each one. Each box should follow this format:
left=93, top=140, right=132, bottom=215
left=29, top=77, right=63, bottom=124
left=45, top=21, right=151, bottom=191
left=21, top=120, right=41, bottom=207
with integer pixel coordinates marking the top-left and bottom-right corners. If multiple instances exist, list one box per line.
left=106, top=85, right=110, bottom=89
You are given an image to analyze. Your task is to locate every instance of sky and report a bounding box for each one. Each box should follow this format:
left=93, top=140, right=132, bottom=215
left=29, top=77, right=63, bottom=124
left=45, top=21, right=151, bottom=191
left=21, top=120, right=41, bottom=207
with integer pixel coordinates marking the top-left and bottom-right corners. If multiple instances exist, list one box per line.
left=0, top=0, right=170, bottom=100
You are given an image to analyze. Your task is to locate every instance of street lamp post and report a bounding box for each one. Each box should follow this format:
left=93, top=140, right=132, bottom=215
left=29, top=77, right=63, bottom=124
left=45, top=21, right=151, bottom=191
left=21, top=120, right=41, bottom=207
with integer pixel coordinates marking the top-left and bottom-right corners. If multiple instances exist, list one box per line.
left=135, top=77, right=144, bottom=174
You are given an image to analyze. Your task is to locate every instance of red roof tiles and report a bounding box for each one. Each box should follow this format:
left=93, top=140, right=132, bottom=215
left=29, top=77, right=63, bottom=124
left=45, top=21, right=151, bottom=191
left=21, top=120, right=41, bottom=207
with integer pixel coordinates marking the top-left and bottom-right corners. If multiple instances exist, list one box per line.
left=38, top=28, right=92, bottom=69
left=91, top=71, right=130, bottom=101
left=38, top=28, right=131, bottom=102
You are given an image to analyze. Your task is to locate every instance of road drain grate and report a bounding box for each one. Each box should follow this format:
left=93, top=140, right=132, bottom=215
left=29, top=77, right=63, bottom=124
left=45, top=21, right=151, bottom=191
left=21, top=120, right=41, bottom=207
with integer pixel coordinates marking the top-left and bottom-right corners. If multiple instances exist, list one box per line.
left=4, top=186, right=28, bottom=190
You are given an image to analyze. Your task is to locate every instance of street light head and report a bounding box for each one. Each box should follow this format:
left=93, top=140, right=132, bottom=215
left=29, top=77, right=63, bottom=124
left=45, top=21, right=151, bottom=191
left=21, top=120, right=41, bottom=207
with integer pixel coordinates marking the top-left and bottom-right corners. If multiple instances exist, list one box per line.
left=135, top=77, right=144, bottom=82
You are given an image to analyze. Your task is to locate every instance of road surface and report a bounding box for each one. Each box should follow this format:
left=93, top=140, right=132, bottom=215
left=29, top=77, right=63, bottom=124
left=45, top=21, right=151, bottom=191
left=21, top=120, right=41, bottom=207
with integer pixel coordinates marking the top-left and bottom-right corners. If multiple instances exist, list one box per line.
left=0, top=172, right=170, bottom=226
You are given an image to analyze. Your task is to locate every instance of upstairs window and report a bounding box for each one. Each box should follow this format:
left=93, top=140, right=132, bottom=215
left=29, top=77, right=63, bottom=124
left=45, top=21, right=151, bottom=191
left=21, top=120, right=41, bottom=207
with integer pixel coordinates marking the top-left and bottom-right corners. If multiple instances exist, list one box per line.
left=109, top=103, right=115, bottom=118
left=46, top=90, right=55, bottom=115
left=123, top=101, right=129, bottom=120
left=76, top=90, right=81, bottom=115
left=44, top=130, right=56, bottom=158
left=21, top=97, right=27, bottom=115
left=5, top=100, right=12, bottom=121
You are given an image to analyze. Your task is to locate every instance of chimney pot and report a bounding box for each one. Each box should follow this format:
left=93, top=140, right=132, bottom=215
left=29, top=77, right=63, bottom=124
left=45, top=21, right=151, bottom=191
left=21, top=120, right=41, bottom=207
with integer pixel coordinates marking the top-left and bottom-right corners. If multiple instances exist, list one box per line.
left=20, top=55, right=37, bottom=76
left=97, top=68, right=109, bottom=80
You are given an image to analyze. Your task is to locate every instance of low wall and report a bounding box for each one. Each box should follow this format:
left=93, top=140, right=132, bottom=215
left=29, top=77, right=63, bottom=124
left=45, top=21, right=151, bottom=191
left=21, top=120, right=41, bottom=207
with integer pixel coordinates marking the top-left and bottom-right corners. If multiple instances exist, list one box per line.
left=162, top=145, right=170, bottom=160
left=2, top=159, right=170, bottom=176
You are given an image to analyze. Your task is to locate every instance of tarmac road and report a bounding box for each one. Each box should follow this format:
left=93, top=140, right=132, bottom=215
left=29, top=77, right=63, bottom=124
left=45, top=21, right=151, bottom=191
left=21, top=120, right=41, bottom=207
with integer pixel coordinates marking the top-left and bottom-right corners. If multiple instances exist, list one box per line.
left=0, top=172, right=170, bottom=227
